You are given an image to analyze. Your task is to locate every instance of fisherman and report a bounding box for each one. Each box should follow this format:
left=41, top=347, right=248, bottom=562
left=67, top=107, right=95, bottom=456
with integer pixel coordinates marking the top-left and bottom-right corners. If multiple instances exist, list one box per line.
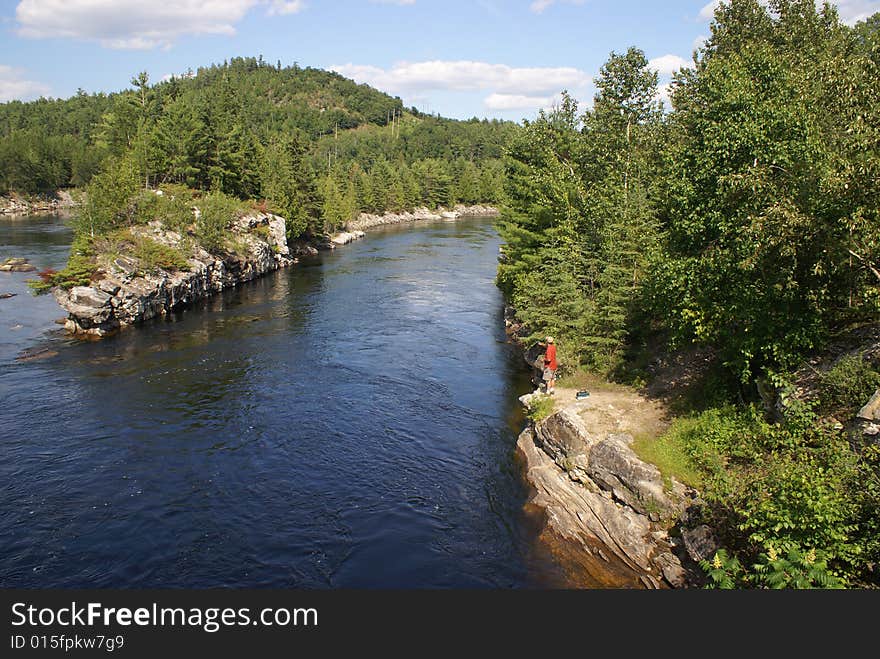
left=542, top=336, right=558, bottom=395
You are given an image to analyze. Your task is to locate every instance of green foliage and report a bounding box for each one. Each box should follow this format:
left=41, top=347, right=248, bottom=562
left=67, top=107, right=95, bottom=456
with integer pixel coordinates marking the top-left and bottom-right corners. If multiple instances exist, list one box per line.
left=701, top=545, right=845, bottom=589
left=631, top=431, right=703, bottom=489
left=652, top=0, right=880, bottom=381
left=752, top=545, right=845, bottom=589
left=525, top=394, right=555, bottom=422
left=68, top=155, right=139, bottom=237
left=259, top=135, right=320, bottom=237
left=498, top=49, right=662, bottom=375
left=195, top=191, right=244, bottom=253
left=129, top=234, right=190, bottom=273
left=27, top=233, right=97, bottom=294
left=657, top=400, right=877, bottom=585
left=700, top=549, right=744, bottom=589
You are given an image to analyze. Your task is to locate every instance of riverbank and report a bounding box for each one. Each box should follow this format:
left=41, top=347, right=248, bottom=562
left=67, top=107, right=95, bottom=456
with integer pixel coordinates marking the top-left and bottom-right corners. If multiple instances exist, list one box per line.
left=1, top=191, right=77, bottom=216
left=345, top=204, right=499, bottom=232
left=53, top=213, right=292, bottom=337
left=504, top=308, right=711, bottom=588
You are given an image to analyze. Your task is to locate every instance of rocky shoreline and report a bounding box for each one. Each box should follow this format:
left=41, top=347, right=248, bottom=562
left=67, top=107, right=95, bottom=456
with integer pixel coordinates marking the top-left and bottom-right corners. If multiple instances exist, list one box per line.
left=1, top=191, right=77, bottom=216
left=51, top=203, right=499, bottom=338
left=345, top=204, right=499, bottom=232
left=54, top=213, right=292, bottom=337
left=505, top=308, right=711, bottom=588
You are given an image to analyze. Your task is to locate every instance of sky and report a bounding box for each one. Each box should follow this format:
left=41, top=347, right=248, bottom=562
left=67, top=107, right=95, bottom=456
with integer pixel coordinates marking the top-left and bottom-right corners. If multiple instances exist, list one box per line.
left=0, top=0, right=878, bottom=121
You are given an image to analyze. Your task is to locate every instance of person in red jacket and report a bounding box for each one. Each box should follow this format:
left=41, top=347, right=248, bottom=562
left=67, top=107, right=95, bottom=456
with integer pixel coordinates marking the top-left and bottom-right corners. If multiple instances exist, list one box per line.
left=542, top=336, right=558, bottom=395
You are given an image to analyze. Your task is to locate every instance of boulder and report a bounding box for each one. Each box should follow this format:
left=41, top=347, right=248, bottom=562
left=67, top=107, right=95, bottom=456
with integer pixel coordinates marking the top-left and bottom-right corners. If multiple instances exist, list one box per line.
left=0, top=258, right=36, bottom=272
left=681, top=525, right=720, bottom=564
left=534, top=409, right=600, bottom=477
left=858, top=389, right=880, bottom=421
left=586, top=433, right=676, bottom=519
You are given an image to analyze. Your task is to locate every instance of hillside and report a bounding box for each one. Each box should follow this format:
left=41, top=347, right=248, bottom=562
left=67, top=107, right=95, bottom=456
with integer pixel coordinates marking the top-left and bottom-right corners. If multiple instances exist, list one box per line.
left=0, top=56, right=513, bottom=220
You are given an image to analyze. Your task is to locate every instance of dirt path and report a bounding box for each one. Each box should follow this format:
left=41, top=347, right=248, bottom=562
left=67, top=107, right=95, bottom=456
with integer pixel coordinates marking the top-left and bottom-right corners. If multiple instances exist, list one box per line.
left=545, top=382, right=670, bottom=443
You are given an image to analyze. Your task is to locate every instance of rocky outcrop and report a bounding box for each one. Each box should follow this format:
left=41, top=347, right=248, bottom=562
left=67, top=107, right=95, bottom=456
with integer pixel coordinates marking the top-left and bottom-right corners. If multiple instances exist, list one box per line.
left=518, top=410, right=695, bottom=588
left=0, top=258, right=36, bottom=272
left=345, top=204, right=499, bottom=232
left=53, top=213, right=292, bottom=337
left=317, top=230, right=366, bottom=250
left=1, top=191, right=76, bottom=216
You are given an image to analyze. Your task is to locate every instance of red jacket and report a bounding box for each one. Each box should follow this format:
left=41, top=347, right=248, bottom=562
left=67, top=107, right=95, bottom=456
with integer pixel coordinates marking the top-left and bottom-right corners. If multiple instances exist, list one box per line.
left=544, top=344, right=558, bottom=370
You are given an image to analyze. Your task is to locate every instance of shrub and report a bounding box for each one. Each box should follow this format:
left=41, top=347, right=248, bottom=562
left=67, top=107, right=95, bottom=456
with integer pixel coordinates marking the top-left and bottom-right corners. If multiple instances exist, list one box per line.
left=525, top=394, right=555, bottom=422
left=130, top=235, right=190, bottom=273
left=27, top=234, right=97, bottom=294
left=196, top=191, right=243, bottom=253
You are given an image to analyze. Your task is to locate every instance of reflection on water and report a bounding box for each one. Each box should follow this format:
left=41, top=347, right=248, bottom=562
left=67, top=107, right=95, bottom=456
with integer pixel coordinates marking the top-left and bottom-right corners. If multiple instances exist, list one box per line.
left=0, top=215, right=569, bottom=588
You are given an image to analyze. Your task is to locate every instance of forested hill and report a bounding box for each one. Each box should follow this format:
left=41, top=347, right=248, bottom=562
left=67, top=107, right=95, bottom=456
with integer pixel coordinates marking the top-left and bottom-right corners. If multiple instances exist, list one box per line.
left=0, top=57, right=399, bottom=194
left=0, top=56, right=513, bottom=216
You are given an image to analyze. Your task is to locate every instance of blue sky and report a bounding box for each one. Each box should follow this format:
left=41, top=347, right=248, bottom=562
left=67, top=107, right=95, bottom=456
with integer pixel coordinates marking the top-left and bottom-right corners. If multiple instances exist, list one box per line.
left=1, top=0, right=878, bottom=121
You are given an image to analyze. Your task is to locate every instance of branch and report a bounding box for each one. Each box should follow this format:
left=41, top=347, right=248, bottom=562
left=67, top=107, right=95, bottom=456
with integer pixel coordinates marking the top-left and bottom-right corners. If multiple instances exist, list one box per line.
left=847, top=248, right=880, bottom=282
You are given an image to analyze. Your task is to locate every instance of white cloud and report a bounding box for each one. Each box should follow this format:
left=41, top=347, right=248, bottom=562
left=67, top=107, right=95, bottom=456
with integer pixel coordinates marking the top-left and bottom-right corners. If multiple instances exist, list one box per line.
left=699, top=0, right=723, bottom=21
left=656, top=82, right=672, bottom=109
left=693, top=34, right=708, bottom=50
left=530, top=0, right=586, bottom=14
left=14, top=0, right=305, bottom=49
left=484, top=93, right=554, bottom=111
left=331, top=60, right=589, bottom=96
left=834, top=0, right=880, bottom=23
left=267, top=1, right=306, bottom=15
left=648, top=54, right=690, bottom=76
left=0, top=64, right=51, bottom=102
left=699, top=0, right=880, bottom=25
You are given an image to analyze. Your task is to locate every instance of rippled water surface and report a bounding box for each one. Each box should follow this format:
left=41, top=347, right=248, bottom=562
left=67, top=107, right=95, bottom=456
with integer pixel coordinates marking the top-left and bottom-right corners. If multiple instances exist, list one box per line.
left=0, top=214, right=566, bottom=588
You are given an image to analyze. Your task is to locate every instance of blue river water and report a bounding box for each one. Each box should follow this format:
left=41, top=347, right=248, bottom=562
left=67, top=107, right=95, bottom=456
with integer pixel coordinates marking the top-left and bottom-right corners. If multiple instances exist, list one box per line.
left=0, top=214, right=568, bottom=588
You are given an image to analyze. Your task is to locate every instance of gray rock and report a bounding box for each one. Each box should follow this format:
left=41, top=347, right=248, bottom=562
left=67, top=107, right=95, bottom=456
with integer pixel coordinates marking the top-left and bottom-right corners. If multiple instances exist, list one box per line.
left=681, top=525, right=719, bottom=563
left=534, top=408, right=600, bottom=473
left=69, top=286, right=111, bottom=309
left=858, top=389, right=880, bottom=421
left=587, top=433, right=675, bottom=518
left=517, top=427, right=686, bottom=588
left=0, top=258, right=36, bottom=272
left=113, top=257, right=138, bottom=277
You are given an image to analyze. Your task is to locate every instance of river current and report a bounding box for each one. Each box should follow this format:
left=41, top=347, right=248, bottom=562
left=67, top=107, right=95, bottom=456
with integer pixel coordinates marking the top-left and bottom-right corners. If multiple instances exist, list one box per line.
left=0, top=214, right=567, bottom=588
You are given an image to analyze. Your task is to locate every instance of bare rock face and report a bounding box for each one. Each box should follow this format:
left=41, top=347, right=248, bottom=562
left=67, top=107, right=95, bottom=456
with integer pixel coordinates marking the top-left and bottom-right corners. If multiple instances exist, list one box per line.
left=345, top=205, right=499, bottom=232
left=587, top=434, right=680, bottom=520
left=518, top=427, right=687, bottom=588
left=534, top=409, right=601, bottom=481
left=53, top=213, right=292, bottom=337
left=518, top=408, right=694, bottom=588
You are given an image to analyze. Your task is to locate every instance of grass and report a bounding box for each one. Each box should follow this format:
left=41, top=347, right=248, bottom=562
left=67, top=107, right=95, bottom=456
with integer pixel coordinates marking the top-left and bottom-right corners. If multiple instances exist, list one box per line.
left=557, top=366, right=632, bottom=394
left=631, top=423, right=704, bottom=490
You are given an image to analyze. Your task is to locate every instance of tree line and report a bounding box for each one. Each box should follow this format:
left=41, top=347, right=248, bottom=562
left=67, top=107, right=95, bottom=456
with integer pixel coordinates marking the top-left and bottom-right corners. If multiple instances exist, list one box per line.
left=0, top=56, right=510, bottom=236
left=498, top=0, right=880, bottom=587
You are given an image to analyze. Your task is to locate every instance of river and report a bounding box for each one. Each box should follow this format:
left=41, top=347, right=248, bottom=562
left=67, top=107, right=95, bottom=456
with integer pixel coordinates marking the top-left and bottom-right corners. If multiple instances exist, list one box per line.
left=0, top=214, right=568, bottom=588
